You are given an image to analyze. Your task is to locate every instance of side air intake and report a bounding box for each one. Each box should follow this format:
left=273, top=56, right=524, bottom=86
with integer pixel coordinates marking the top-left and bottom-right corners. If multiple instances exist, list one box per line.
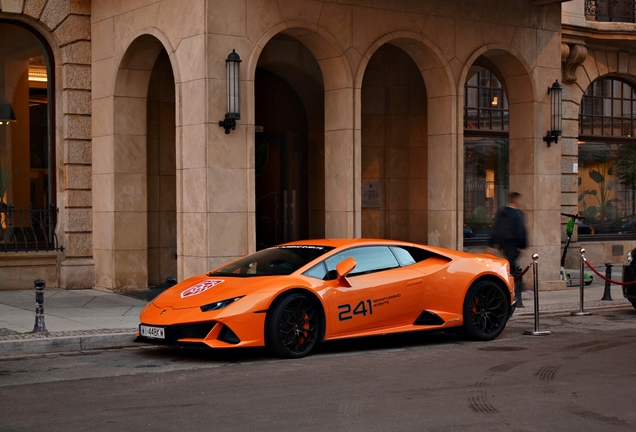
left=413, top=311, right=445, bottom=326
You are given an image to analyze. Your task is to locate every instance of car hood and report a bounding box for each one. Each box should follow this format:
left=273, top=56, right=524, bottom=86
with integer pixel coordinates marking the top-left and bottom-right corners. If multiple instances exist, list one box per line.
left=152, top=274, right=287, bottom=310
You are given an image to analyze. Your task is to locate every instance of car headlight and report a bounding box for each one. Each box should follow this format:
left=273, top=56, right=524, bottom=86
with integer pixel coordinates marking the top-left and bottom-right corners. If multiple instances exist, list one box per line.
left=200, top=296, right=244, bottom=312
left=625, top=250, right=633, bottom=267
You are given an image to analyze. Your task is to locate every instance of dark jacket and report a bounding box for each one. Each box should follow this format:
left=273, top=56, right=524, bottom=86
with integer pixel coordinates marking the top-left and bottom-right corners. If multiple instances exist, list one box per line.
left=489, top=205, right=527, bottom=253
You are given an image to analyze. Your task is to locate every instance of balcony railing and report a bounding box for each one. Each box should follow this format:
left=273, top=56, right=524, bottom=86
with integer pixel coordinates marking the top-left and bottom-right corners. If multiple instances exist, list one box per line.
left=585, top=0, right=636, bottom=23
left=0, top=203, right=62, bottom=252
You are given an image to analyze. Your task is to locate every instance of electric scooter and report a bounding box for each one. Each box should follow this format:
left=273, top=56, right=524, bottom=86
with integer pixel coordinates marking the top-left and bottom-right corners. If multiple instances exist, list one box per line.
left=560, top=213, right=593, bottom=287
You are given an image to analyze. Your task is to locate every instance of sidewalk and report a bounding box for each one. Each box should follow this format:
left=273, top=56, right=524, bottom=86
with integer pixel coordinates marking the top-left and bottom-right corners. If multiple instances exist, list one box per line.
left=0, top=268, right=632, bottom=358
left=0, top=289, right=150, bottom=357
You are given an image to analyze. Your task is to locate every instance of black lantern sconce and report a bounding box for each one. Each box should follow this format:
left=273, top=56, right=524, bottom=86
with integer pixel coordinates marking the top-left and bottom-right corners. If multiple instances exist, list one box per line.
left=543, top=79, right=562, bottom=147
left=219, top=49, right=241, bottom=134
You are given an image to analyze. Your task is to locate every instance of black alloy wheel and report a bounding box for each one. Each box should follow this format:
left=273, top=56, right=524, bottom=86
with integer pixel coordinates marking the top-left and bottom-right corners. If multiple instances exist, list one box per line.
left=460, top=280, right=510, bottom=341
left=265, top=293, right=321, bottom=358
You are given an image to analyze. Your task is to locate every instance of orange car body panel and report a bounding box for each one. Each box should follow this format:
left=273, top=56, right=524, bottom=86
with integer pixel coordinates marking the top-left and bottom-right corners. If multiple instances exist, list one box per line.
left=137, top=238, right=513, bottom=349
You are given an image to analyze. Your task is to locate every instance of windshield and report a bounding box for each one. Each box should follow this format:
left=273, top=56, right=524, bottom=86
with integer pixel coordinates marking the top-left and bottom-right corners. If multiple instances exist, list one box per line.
left=209, top=245, right=334, bottom=277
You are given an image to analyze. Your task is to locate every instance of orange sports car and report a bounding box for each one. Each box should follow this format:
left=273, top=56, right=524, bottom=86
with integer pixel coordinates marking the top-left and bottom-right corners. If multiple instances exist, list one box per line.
left=136, top=239, right=516, bottom=358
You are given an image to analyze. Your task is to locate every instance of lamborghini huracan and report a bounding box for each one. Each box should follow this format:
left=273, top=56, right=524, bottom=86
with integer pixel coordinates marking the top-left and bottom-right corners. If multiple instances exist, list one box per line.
left=136, top=239, right=516, bottom=358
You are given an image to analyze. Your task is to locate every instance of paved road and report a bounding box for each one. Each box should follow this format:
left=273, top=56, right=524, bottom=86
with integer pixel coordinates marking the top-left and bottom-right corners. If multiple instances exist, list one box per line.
left=1, top=307, right=635, bottom=431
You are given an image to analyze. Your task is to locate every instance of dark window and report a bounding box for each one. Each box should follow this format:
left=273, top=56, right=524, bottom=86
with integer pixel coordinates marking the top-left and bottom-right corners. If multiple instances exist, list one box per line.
left=1, top=21, right=58, bottom=252
left=464, top=66, right=509, bottom=243
left=210, top=245, right=333, bottom=277
left=578, top=78, right=636, bottom=237
left=464, top=69, right=508, bottom=131
left=585, top=0, right=636, bottom=23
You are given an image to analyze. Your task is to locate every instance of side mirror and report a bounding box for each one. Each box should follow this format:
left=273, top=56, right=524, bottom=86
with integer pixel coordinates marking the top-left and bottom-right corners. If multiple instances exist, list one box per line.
left=336, top=257, right=356, bottom=287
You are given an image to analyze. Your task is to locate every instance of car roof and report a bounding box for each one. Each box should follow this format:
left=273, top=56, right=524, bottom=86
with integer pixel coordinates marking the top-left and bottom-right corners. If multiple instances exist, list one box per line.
left=281, top=238, right=414, bottom=249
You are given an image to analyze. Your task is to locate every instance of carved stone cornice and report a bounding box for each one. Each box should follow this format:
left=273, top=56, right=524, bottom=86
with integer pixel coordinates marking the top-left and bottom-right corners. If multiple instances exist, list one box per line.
left=562, top=43, right=588, bottom=84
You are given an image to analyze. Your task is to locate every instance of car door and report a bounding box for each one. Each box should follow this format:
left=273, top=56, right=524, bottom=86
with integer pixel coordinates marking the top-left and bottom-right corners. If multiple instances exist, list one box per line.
left=321, top=246, right=424, bottom=336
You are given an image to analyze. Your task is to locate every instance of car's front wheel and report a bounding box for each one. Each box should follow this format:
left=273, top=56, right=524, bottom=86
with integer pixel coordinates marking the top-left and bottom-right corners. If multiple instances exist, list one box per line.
left=265, top=292, right=321, bottom=358
left=459, top=280, right=510, bottom=341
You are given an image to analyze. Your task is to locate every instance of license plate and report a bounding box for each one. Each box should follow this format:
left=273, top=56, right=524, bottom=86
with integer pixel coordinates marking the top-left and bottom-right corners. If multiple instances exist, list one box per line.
left=140, top=325, right=165, bottom=339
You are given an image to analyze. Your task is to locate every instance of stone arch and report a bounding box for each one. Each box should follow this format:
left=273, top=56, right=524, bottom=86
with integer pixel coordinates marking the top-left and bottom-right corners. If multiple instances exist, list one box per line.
left=460, top=47, right=559, bottom=278
left=565, top=50, right=636, bottom=127
left=1, top=8, right=93, bottom=289
left=563, top=51, right=636, bottom=186
left=462, top=48, right=536, bottom=194
left=94, top=33, right=178, bottom=291
left=248, top=22, right=355, bottom=239
left=356, top=33, right=457, bottom=247
left=563, top=51, right=636, bottom=250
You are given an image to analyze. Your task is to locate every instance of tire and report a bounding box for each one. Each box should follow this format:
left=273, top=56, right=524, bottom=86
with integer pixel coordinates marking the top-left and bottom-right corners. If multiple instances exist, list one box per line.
left=459, top=280, right=510, bottom=341
left=265, top=292, right=321, bottom=358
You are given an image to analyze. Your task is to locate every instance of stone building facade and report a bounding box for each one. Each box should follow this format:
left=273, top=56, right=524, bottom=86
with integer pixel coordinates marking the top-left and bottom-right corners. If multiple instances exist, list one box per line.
left=560, top=0, right=636, bottom=267
left=1, top=0, right=584, bottom=291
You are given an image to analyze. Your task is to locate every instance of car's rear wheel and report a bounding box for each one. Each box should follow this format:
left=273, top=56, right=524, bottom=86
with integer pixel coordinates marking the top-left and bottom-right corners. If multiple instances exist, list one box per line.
left=265, top=292, right=320, bottom=358
left=459, top=280, right=510, bottom=341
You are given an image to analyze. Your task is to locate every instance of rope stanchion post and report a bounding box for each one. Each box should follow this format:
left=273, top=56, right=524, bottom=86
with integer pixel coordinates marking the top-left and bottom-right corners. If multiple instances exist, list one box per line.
left=601, top=263, right=613, bottom=301
left=524, top=254, right=551, bottom=336
left=571, top=248, right=592, bottom=316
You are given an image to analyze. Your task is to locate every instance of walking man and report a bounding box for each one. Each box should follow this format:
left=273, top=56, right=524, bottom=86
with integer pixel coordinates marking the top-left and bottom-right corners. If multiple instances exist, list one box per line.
left=488, top=192, right=528, bottom=306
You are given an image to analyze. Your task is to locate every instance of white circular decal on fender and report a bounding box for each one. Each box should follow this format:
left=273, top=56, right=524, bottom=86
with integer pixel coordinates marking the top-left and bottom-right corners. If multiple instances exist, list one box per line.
left=181, top=279, right=224, bottom=298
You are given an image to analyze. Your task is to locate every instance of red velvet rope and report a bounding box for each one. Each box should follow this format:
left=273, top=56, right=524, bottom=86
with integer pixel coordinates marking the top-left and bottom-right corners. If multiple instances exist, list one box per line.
left=582, top=258, right=636, bottom=286
left=514, top=263, right=532, bottom=282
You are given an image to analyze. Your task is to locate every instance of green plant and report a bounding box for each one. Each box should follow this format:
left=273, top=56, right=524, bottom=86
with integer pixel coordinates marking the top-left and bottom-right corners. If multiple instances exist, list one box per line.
left=578, top=151, right=621, bottom=221
left=464, top=205, right=494, bottom=234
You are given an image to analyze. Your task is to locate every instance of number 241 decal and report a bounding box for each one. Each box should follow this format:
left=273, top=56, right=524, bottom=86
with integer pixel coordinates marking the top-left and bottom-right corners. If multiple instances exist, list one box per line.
left=338, top=300, right=373, bottom=321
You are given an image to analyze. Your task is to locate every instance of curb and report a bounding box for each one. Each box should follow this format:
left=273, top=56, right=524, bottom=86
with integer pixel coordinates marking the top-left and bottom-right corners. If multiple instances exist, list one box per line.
left=0, top=332, right=138, bottom=358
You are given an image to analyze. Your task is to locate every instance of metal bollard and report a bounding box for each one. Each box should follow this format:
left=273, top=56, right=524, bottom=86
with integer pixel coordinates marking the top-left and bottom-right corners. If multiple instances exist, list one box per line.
left=601, top=263, right=613, bottom=301
left=571, top=248, right=592, bottom=316
left=32, top=279, right=48, bottom=333
left=524, top=254, right=551, bottom=336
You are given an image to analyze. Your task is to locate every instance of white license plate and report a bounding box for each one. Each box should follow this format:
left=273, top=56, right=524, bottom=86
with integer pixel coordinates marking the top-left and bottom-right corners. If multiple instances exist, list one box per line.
left=140, top=325, right=165, bottom=339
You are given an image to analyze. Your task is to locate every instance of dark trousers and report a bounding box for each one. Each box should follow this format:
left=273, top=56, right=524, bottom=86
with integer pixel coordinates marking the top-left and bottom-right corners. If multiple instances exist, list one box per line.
left=502, top=247, right=522, bottom=296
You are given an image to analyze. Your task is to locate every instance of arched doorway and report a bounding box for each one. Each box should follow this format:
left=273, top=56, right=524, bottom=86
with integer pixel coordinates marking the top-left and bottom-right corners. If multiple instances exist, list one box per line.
left=254, top=34, right=324, bottom=249
left=95, top=36, right=176, bottom=291
left=146, top=49, right=176, bottom=286
left=360, top=44, right=428, bottom=243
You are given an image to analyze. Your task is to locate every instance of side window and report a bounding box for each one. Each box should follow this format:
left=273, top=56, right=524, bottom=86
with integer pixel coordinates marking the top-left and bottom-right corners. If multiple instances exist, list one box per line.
left=390, top=246, right=416, bottom=266
left=303, top=261, right=328, bottom=280
left=324, top=246, right=399, bottom=277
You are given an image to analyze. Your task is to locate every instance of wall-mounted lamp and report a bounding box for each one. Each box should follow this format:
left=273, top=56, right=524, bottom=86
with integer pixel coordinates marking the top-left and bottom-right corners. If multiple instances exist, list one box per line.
left=543, top=79, right=562, bottom=147
left=219, top=49, right=241, bottom=134
left=0, top=102, right=16, bottom=125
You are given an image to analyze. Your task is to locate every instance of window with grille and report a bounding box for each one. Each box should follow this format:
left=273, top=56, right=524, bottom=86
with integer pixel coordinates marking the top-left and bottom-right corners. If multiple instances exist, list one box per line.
left=463, top=67, right=509, bottom=242
left=578, top=78, right=636, bottom=237
left=585, top=0, right=636, bottom=23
